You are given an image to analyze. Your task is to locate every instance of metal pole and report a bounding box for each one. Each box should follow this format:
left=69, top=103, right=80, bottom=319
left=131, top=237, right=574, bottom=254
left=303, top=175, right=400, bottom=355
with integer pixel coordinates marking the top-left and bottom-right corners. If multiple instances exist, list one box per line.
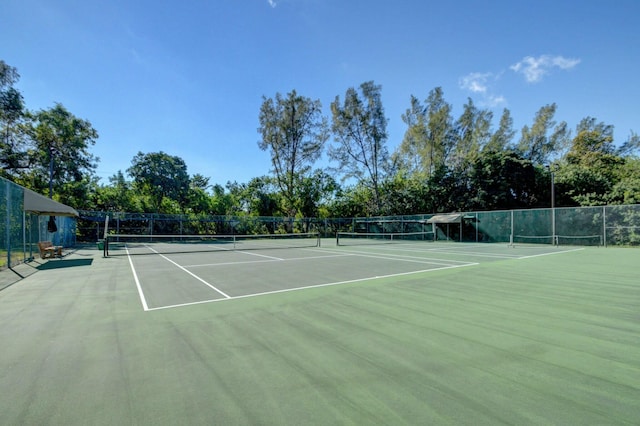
left=475, top=212, right=478, bottom=242
left=23, top=211, right=26, bottom=262
left=49, top=148, right=54, bottom=198
left=551, top=170, right=556, bottom=245
left=603, top=206, right=607, bottom=248
left=510, top=210, right=514, bottom=244
left=6, top=181, right=11, bottom=268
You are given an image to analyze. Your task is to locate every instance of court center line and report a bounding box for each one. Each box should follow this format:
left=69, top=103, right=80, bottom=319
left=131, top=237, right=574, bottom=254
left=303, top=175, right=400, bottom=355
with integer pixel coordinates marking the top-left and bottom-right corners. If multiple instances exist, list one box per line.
left=147, top=247, right=232, bottom=299
left=146, top=262, right=480, bottom=312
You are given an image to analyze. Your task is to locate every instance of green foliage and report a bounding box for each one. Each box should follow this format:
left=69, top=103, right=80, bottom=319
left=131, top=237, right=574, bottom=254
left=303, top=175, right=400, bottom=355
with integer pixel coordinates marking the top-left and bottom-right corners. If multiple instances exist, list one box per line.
left=555, top=164, right=612, bottom=206
left=258, top=90, right=328, bottom=217
left=607, top=158, right=640, bottom=204
left=484, top=108, right=516, bottom=153
left=330, top=81, right=389, bottom=214
left=378, top=172, right=432, bottom=216
left=468, top=151, right=541, bottom=210
left=517, top=104, right=569, bottom=165
left=4, top=57, right=640, bottom=219
left=451, top=98, right=492, bottom=171
left=296, top=170, right=339, bottom=218
left=127, top=151, right=190, bottom=213
left=94, top=171, right=141, bottom=212
left=394, top=88, right=455, bottom=178
left=25, top=103, right=98, bottom=201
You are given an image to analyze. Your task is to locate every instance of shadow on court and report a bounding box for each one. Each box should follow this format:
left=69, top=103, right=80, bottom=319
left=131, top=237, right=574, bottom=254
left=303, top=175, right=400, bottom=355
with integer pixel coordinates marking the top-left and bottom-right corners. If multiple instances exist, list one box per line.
left=36, top=258, right=94, bottom=270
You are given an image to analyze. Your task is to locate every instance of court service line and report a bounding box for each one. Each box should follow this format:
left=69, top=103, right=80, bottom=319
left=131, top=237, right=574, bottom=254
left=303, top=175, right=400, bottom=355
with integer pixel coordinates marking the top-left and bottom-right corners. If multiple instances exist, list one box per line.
left=184, top=253, right=355, bottom=268
left=348, top=244, right=521, bottom=259
left=145, top=262, right=480, bottom=312
left=317, top=247, right=475, bottom=266
left=148, top=248, right=232, bottom=299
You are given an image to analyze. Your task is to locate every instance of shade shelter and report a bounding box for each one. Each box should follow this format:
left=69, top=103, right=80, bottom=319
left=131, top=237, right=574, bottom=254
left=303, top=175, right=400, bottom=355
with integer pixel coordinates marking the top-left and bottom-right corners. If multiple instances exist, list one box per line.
left=23, top=188, right=79, bottom=217
left=2, top=177, right=79, bottom=269
left=427, top=213, right=463, bottom=241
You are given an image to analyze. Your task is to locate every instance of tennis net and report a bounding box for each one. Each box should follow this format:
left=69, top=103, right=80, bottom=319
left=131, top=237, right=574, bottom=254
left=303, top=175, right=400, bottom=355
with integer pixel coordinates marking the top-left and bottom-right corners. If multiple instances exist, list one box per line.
left=556, top=235, right=603, bottom=246
left=511, top=234, right=603, bottom=246
left=511, top=235, right=555, bottom=245
left=336, top=231, right=435, bottom=246
left=105, top=232, right=320, bottom=256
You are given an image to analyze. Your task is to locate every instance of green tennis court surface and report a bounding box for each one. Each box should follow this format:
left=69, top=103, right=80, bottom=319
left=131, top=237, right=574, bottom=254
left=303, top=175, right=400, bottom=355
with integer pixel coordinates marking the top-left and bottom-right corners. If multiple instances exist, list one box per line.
left=0, top=240, right=638, bottom=425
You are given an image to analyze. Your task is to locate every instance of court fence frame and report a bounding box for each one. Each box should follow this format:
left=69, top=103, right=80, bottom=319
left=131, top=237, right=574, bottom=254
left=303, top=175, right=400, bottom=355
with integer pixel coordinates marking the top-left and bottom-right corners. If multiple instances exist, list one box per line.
left=77, top=204, right=640, bottom=248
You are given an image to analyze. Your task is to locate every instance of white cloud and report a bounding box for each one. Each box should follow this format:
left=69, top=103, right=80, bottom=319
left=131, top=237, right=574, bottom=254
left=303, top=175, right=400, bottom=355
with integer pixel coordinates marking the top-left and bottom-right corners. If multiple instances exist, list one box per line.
left=268, top=0, right=277, bottom=7
left=485, top=94, right=507, bottom=108
left=459, top=72, right=507, bottom=107
left=459, top=72, right=491, bottom=93
left=510, top=55, right=581, bottom=83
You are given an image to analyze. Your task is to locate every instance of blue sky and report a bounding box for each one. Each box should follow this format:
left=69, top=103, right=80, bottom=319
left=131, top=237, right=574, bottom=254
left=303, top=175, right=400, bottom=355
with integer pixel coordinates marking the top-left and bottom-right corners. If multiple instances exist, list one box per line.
left=2, top=0, right=639, bottom=186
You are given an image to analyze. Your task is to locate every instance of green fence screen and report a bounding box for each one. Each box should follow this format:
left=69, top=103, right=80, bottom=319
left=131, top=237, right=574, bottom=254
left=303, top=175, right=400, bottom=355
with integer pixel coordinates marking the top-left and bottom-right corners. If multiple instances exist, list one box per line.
left=78, top=204, right=640, bottom=247
left=1, top=177, right=77, bottom=271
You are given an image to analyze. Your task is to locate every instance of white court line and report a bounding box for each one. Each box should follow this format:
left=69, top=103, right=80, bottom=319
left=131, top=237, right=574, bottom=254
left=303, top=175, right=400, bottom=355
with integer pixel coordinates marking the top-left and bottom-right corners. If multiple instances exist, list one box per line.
left=318, top=247, right=476, bottom=266
left=154, top=251, right=231, bottom=298
left=345, top=244, right=522, bottom=259
left=516, top=247, right=584, bottom=259
left=126, top=246, right=150, bottom=311
left=146, top=262, right=479, bottom=312
left=235, top=250, right=283, bottom=261
left=184, top=253, right=355, bottom=268
left=127, top=247, right=231, bottom=302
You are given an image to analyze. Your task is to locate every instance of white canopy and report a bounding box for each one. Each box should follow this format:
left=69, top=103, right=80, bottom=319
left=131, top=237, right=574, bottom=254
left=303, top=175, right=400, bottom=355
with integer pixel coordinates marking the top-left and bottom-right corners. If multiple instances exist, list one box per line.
left=426, top=213, right=462, bottom=224
left=23, top=188, right=78, bottom=217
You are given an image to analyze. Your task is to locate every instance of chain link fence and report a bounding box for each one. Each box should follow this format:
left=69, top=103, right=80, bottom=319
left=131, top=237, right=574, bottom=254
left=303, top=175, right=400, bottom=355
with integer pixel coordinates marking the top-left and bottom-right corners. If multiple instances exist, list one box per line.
left=1, top=177, right=77, bottom=271
left=77, top=204, right=640, bottom=247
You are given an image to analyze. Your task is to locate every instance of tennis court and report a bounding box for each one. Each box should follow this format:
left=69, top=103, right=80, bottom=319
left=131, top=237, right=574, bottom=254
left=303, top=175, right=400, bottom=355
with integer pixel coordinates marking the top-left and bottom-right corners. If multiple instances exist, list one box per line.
left=108, top=234, right=577, bottom=311
left=0, top=237, right=638, bottom=425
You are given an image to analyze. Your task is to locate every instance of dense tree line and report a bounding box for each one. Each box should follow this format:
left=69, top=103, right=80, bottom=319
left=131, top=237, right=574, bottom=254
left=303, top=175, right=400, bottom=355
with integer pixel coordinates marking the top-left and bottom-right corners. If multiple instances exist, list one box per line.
left=2, top=60, right=639, bottom=220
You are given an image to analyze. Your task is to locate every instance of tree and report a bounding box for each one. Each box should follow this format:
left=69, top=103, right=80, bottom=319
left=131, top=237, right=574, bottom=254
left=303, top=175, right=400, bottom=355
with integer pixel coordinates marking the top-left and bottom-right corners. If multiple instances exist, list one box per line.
left=378, top=171, right=432, bottom=216
left=556, top=118, right=624, bottom=206
left=127, top=151, right=190, bottom=213
left=330, top=81, right=389, bottom=214
left=210, top=183, right=238, bottom=216
left=296, top=170, right=339, bottom=218
left=243, top=176, right=281, bottom=217
left=484, top=108, right=515, bottom=153
left=94, top=171, right=141, bottom=212
left=608, top=158, right=640, bottom=204
left=258, top=90, right=328, bottom=217
left=451, top=97, right=492, bottom=171
left=393, top=87, right=455, bottom=178
left=0, top=61, right=26, bottom=177
left=325, top=183, right=372, bottom=218
left=467, top=150, right=541, bottom=210
left=617, top=131, right=640, bottom=156
left=26, top=103, right=98, bottom=200
left=395, top=95, right=429, bottom=175
left=190, top=173, right=211, bottom=192
left=517, top=103, right=569, bottom=165
left=554, top=164, right=612, bottom=206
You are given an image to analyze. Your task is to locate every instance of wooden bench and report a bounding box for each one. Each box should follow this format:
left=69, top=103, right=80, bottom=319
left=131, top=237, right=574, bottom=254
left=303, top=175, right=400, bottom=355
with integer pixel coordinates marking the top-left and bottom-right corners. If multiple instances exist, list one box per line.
left=38, top=241, right=63, bottom=259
